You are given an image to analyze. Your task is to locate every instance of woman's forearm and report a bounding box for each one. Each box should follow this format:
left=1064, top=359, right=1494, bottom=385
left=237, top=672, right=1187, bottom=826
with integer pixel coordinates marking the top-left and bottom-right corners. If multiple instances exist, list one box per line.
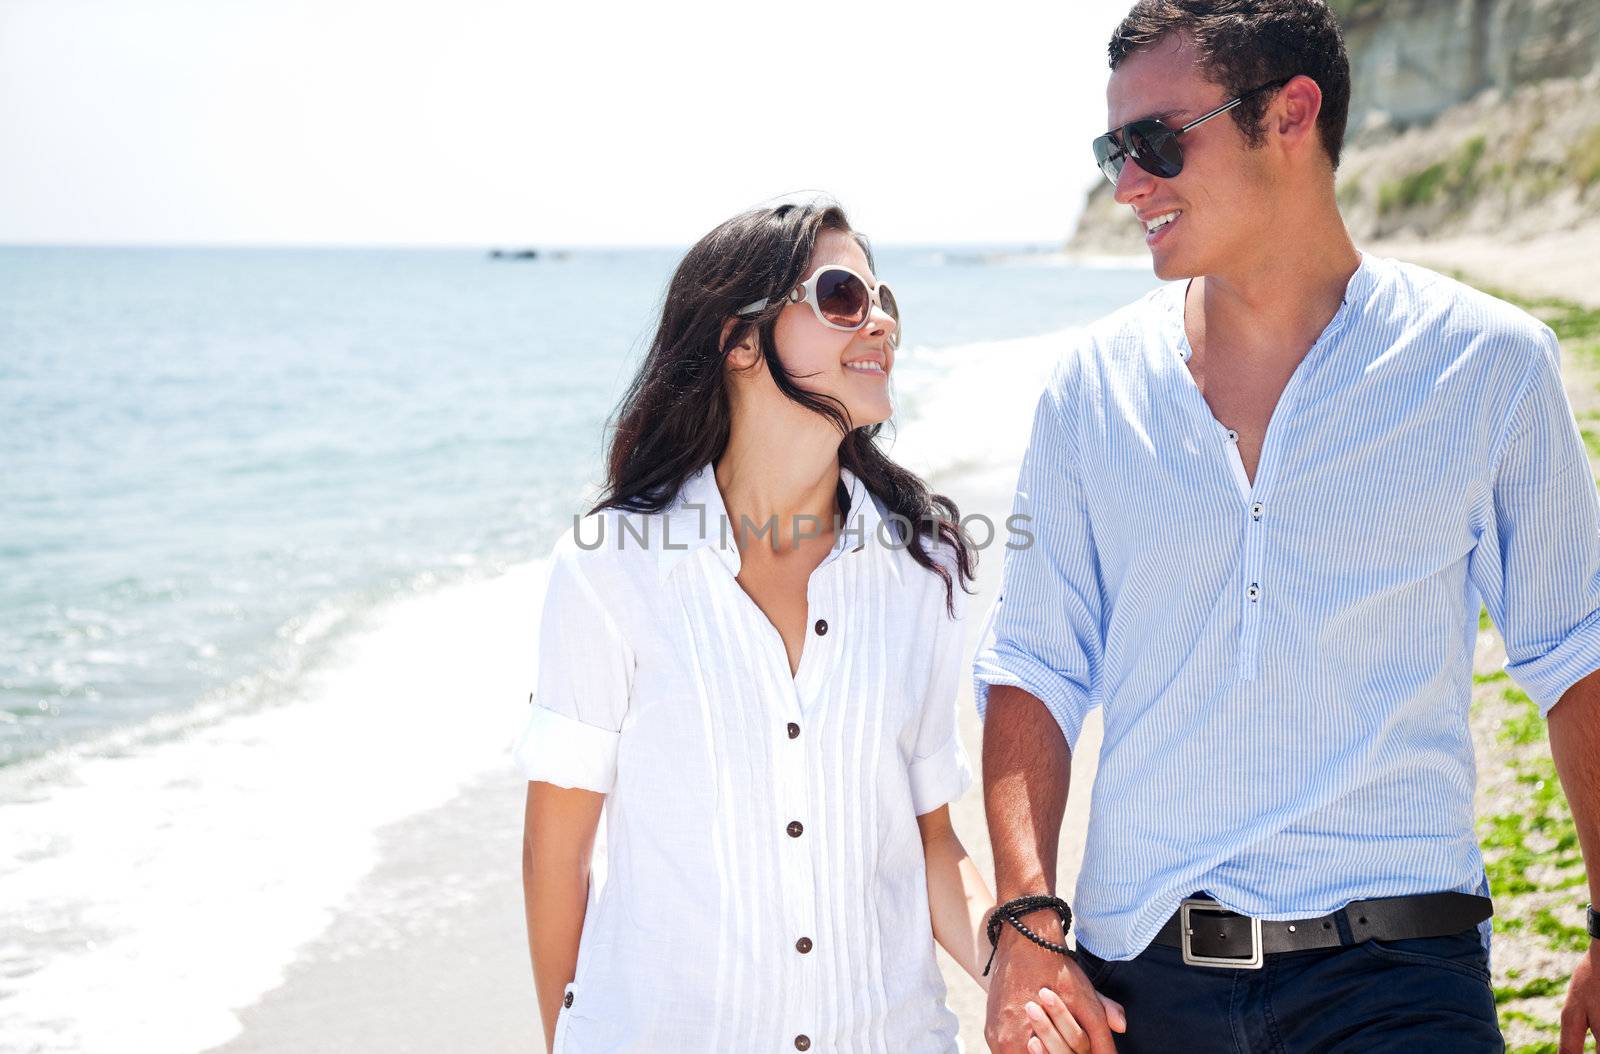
left=523, top=783, right=604, bottom=1052
left=525, top=850, right=590, bottom=1050
left=920, top=807, right=996, bottom=989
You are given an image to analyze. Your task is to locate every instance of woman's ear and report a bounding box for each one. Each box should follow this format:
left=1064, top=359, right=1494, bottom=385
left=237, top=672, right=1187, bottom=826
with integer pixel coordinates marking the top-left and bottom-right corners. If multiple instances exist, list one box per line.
left=720, top=318, right=762, bottom=372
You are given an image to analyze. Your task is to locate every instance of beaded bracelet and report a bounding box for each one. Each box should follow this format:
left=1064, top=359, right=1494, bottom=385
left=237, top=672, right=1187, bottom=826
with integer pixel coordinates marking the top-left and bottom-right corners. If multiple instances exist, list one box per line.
left=983, top=894, right=1074, bottom=976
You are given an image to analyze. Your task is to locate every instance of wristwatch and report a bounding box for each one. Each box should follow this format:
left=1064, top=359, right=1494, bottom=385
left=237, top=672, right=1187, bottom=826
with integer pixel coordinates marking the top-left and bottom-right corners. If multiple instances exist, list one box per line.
left=1589, top=905, right=1600, bottom=941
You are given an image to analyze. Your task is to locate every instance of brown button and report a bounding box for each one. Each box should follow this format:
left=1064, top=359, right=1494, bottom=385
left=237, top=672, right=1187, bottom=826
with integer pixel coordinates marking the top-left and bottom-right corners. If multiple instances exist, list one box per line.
left=795, top=937, right=813, bottom=954
left=794, top=1037, right=811, bottom=1051
left=813, top=619, right=828, bottom=636
left=786, top=820, right=804, bottom=838
left=786, top=722, right=800, bottom=739
left=563, top=991, right=573, bottom=1008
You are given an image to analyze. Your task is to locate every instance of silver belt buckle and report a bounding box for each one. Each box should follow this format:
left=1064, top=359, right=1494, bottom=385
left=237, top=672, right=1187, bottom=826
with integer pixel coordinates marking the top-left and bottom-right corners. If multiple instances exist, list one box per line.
left=1180, top=898, right=1264, bottom=970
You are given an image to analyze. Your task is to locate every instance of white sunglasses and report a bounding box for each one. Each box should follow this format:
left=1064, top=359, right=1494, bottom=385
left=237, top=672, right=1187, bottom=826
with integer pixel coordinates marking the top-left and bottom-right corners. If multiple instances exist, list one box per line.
left=736, top=264, right=900, bottom=348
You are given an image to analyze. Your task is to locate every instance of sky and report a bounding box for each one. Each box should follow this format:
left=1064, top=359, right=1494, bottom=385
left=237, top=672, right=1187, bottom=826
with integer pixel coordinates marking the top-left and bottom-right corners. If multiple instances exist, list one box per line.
left=0, top=0, right=1136, bottom=247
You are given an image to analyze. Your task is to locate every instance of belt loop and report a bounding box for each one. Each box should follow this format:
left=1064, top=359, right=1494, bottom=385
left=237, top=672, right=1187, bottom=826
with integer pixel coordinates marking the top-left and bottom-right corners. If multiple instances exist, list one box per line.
left=1333, top=907, right=1357, bottom=947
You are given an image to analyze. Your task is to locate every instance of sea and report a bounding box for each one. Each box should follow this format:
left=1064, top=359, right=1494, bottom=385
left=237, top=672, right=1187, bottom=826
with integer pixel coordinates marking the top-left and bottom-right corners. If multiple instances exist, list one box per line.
left=0, top=245, right=1160, bottom=1051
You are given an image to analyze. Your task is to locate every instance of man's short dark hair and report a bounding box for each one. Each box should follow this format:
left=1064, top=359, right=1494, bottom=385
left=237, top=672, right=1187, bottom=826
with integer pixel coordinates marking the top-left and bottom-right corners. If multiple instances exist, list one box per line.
left=1108, top=0, right=1352, bottom=170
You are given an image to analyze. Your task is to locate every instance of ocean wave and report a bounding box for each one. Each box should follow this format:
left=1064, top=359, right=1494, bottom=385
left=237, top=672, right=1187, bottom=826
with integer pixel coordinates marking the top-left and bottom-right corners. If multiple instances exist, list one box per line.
left=0, top=561, right=546, bottom=1053
left=889, top=328, right=1074, bottom=481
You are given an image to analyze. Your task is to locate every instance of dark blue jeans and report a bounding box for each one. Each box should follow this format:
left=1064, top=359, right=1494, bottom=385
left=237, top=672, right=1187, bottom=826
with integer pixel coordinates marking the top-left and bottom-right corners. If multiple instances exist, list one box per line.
left=1075, top=927, right=1503, bottom=1053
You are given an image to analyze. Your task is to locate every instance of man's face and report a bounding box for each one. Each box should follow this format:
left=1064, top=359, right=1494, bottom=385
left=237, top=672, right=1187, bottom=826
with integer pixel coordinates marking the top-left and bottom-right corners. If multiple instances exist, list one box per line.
left=1104, top=34, right=1276, bottom=281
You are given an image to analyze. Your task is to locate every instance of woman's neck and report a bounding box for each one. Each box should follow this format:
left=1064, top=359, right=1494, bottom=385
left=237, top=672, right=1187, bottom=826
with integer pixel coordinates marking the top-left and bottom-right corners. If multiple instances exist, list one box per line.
left=714, top=428, right=841, bottom=556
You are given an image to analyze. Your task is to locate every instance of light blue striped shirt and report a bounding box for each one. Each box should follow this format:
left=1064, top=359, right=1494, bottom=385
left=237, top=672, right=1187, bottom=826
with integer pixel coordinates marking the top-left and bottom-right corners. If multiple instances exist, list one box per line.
left=973, top=253, right=1600, bottom=961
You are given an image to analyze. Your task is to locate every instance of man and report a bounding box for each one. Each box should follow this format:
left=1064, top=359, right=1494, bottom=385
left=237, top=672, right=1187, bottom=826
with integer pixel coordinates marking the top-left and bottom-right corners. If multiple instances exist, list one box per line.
left=974, top=2, right=1600, bottom=1052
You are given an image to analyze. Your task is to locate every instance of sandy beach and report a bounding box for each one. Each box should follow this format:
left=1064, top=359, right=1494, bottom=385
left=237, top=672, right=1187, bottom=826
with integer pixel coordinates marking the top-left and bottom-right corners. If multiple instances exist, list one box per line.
left=1370, top=229, right=1600, bottom=310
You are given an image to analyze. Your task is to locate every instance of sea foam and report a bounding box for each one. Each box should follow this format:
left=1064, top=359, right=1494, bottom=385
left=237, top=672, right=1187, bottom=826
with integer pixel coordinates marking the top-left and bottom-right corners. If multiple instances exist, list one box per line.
left=890, top=328, right=1073, bottom=481
left=0, top=561, right=546, bottom=1053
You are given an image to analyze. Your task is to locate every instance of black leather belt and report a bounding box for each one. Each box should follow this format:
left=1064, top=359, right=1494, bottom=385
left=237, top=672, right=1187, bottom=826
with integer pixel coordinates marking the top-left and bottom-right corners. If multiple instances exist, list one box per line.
left=1152, top=892, right=1493, bottom=969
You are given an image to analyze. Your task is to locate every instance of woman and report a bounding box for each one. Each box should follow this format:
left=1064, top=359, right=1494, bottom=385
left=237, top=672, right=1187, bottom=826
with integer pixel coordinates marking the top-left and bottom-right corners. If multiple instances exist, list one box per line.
left=516, top=201, right=1051, bottom=1051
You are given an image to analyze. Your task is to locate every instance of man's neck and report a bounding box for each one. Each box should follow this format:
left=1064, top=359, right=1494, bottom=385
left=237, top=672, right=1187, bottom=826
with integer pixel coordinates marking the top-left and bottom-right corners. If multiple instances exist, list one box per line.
left=1189, top=216, right=1362, bottom=360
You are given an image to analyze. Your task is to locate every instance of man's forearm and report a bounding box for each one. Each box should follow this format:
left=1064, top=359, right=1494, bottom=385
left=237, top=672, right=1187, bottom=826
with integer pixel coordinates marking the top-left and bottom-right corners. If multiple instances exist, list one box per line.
left=1548, top=667, right=1600, bottom=906
left=982, top=685, right=1072, bottom=902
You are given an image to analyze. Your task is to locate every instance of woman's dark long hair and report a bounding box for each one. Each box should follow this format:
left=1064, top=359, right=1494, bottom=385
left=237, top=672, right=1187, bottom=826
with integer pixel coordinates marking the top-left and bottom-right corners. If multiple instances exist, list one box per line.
left=590, top=201, right=975, bottom=613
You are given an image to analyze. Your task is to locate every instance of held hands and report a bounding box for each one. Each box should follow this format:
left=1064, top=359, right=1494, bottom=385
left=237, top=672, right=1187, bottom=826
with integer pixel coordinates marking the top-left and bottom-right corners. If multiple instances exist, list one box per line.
left=984, top=926, right=1127, bottom=1054
left=1559, top=943, right=1598, bottom=1054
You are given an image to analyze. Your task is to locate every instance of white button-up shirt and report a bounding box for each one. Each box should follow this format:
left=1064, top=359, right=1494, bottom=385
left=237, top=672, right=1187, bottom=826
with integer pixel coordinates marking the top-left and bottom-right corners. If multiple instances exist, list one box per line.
left=515, top=464, right=972, bottom=1052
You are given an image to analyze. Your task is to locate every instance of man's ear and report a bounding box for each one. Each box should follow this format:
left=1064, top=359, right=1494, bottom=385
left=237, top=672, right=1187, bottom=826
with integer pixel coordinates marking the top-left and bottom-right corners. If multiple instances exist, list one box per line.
left=1274, top=74, right=1323, bottom=155
left=721, top=318, right=762, bottom=372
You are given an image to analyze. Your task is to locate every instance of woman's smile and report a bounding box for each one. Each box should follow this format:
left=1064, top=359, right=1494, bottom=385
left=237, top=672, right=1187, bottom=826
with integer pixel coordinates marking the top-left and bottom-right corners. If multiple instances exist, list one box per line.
left=843, top=354, right=888, bottom=378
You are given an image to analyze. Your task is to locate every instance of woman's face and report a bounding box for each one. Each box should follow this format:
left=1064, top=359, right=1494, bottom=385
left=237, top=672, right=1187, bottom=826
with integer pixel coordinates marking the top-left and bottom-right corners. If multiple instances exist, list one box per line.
left=769, top=229, right=897, bottom=429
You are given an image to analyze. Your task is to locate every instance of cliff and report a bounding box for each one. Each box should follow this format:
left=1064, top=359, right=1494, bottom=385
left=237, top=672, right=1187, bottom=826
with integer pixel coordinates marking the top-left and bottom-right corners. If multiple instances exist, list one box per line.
left=1336, top=0, right=1598, bottom=131
left=1067, top=0, right=1600, bottom=253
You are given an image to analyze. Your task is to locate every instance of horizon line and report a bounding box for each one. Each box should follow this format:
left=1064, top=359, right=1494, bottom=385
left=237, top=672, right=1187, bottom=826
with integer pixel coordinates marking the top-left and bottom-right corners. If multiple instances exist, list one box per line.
left=0, top=237, right=1076, bottom=253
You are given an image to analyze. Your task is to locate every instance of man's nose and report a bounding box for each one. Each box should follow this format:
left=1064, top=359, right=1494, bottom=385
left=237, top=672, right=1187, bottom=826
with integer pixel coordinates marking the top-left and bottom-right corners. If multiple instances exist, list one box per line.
left=1112, top=156, right=1157, bottom=206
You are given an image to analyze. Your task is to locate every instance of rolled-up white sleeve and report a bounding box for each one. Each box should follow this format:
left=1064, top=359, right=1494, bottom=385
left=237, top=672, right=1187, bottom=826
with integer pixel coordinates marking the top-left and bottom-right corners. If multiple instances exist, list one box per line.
left=972, top=372, right=1103, bottom=749
left=1470, top=327, right=1600, bottom=717
left=909, top=550, right=974, bottom=816
left=512, top=530, right=634, bottom=792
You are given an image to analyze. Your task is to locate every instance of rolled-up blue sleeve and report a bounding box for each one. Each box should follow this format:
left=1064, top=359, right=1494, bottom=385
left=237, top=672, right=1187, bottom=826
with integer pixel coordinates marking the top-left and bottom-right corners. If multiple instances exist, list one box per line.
left=511, top=529, right=634, bottom=792
left=973, top=366, right=1103, bottom=748
left=1470, top=326, right=1600, bottom=717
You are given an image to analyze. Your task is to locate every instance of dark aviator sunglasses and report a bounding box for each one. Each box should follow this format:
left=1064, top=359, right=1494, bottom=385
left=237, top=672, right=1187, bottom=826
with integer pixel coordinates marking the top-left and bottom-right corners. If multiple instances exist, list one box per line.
left=1091, top=76, right=1295, bottom=185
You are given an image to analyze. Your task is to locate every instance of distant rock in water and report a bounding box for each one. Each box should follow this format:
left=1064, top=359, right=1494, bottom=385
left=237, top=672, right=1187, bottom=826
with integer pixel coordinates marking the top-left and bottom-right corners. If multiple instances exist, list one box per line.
left=488, top=248, right=540, bottom=260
